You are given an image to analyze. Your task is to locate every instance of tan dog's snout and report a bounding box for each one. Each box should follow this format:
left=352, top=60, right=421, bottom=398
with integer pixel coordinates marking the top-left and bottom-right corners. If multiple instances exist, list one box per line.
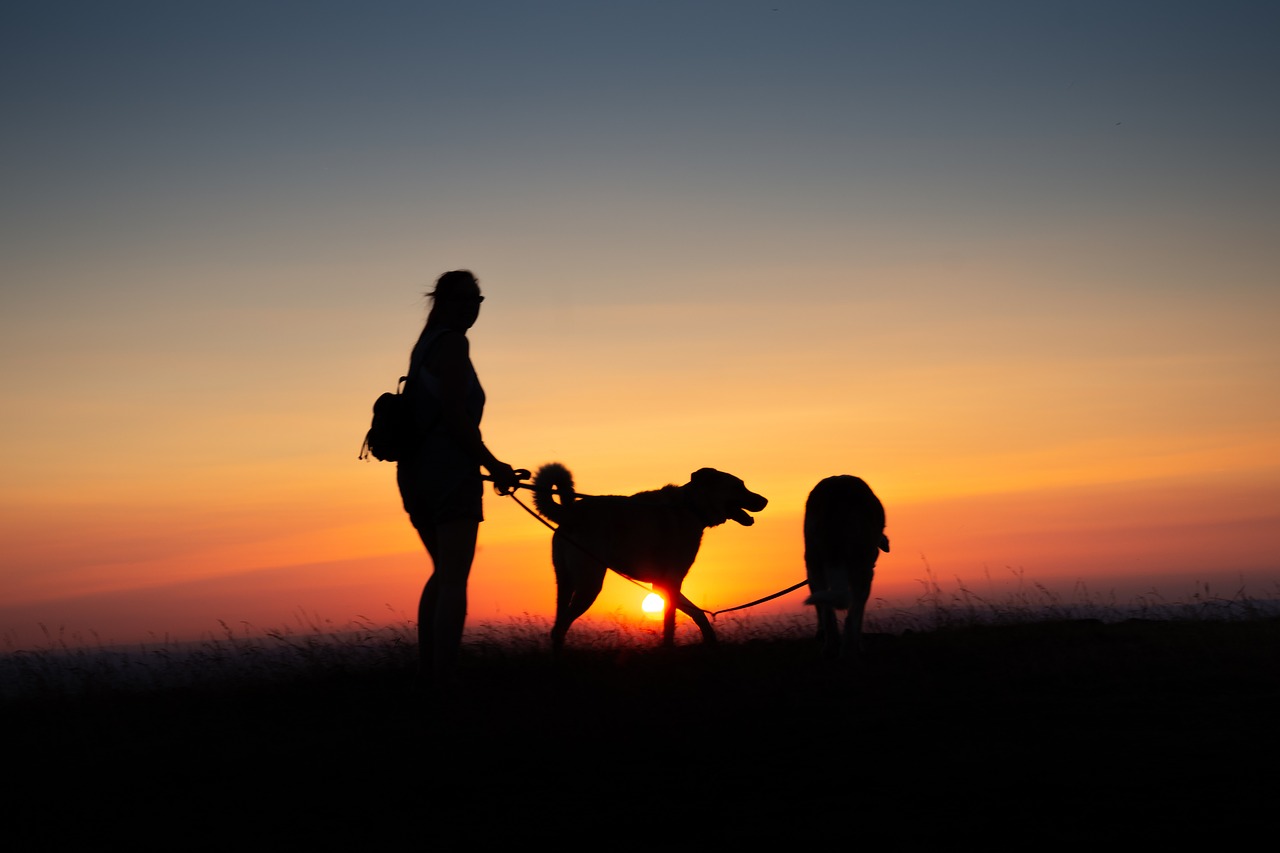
left=730, top=491, right=767, bottom=526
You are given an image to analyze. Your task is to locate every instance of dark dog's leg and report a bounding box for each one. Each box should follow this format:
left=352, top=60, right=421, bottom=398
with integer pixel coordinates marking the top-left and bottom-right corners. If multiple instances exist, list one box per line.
left=810, top=560, right=842, bottom=659
left=818, top=602, right=840, bottom=659
left=841, top=569, right=874, bottom=658
left=674, top=590, right=717, bottom=645
left=805, top=556, right=831, bottom=650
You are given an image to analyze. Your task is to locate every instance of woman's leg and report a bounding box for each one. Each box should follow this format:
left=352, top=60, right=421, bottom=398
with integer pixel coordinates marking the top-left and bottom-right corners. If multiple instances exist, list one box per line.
left=416, top=517, right=479, bottom=686
left=415, top=526, right=439, bottom=682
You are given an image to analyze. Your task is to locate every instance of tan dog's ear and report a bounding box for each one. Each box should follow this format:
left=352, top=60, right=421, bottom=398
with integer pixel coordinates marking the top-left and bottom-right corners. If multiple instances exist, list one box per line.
left=690, top=468, right=715, bottom=482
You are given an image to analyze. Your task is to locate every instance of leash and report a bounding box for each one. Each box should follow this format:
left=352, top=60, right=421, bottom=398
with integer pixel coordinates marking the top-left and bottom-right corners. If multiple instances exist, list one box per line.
left=483, top=472, right=594, bottom=500
left=708, top=580, right=809, bottom=618
left=487, top=473, right=810, bottom=618
left=485, top=475, right=653, bottom=595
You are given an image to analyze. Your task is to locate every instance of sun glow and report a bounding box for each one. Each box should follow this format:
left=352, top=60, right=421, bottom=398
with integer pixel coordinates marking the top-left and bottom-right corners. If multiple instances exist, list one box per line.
left=641, top=592, right=665, bottom=615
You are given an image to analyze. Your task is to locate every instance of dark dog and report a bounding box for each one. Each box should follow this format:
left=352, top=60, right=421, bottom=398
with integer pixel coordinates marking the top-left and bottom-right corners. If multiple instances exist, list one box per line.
left=803, top=475, right=889, bottom=658
left=532, top=463, right=768, bottom=651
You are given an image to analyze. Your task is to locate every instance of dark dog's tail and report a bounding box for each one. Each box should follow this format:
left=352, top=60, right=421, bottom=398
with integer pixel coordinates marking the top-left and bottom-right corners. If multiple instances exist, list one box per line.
left=532, top=462, right=576, bottom=524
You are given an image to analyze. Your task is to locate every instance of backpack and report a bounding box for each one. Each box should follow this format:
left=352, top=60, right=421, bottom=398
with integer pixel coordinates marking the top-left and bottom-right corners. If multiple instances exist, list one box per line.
left=359, top=375, right=417, bottom=462
left=360, top=331, right=449, bottom=462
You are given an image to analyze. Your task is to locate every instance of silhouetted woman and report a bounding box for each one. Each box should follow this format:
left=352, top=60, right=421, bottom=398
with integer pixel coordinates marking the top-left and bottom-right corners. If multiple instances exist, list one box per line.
left=398, top=270, right=522, bottom=690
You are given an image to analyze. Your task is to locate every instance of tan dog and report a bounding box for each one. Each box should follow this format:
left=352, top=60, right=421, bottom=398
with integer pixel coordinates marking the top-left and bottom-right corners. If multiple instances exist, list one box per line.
left=804, top=475, right=889, bottom=658
left=532, top=462, right=768, bottom=651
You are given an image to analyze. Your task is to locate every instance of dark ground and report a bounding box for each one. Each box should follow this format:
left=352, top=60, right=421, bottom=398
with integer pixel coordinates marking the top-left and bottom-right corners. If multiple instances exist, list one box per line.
left=9, top=616, right=1279, bottom=849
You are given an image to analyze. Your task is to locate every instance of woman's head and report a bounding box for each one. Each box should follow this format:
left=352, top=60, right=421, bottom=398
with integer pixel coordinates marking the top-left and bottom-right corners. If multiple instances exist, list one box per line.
left=430, top=270, right=481, bottom=302
left=427, top=269, right=484, bottom=329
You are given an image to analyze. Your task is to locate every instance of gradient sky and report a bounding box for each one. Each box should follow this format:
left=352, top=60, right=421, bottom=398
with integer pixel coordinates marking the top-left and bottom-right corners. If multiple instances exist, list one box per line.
left=3, top=1, right=1278, bottom=647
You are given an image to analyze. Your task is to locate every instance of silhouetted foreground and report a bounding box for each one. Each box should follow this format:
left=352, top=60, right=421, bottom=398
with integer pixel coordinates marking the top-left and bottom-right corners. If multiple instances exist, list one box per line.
left=11, top=616, right=1279, bottom=847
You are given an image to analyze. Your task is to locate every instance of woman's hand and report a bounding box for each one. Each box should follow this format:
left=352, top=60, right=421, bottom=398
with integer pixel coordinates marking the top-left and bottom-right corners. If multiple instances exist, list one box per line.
left=486, top=461, right=526, bottom=496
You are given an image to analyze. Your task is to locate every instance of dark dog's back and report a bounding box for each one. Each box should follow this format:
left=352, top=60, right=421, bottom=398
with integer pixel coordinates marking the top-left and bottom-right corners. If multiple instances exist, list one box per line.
left=804, top=475, right=889, bottom=658
left=804, top=475, right=888, bottom=569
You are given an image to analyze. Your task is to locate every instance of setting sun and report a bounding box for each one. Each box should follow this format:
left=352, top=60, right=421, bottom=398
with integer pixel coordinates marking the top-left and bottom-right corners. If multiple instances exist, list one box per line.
left=641, top=593, right=665, bottom=615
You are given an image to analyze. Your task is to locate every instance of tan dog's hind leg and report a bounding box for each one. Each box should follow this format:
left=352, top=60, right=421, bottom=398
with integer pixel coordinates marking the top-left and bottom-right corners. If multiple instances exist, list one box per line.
left=551, top=548, right=606, bottom=654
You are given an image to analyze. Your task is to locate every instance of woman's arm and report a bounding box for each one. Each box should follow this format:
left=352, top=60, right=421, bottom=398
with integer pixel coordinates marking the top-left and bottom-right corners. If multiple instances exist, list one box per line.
left=428, top=331, right=520, bottom=493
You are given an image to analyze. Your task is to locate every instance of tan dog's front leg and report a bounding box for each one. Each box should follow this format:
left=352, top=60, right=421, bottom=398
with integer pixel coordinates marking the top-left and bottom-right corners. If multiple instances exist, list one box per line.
left=675, top=591, right=717, bottom=645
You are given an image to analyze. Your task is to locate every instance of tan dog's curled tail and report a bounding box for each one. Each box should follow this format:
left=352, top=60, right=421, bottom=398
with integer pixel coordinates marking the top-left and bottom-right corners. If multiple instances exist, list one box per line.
left=532, top=462, right=576, bottom=524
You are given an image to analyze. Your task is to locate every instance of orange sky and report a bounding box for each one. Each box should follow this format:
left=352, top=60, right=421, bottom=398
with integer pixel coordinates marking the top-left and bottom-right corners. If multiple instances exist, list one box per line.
left=3, top=3, right=1279, bottom=648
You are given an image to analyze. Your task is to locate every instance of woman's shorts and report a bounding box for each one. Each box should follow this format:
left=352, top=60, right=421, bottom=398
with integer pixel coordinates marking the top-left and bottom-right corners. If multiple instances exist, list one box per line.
left=397, top=450, right=484, bottom=529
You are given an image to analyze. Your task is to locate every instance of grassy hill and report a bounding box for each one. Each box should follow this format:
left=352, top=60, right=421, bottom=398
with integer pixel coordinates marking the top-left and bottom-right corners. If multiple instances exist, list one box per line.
left=7, top=606, right=1279, bottom=848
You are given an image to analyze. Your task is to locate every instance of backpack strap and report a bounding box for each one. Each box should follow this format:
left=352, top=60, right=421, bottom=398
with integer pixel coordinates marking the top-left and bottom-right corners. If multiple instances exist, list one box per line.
left=405, top=327, right=457, bottom=434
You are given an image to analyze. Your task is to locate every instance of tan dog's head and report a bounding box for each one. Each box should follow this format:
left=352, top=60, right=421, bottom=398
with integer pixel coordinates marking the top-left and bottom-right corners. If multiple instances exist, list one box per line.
left=687, top=468, right=768, bottom=527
